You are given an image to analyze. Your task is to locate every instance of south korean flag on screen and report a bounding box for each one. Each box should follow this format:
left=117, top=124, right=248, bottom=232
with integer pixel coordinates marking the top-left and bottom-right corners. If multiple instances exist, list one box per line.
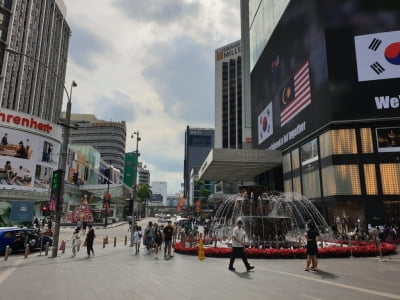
left=258, top=102, right=273, bottom=145
left=354, top=30, right=400, bottom=82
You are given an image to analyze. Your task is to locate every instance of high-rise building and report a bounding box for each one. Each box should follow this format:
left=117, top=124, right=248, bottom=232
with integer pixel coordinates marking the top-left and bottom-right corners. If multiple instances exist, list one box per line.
left=68, top=114, right=126, bottom=176
left=137, top=162, right=150, bottom=186
left=0, top=0, right=71, bottom=224
left=151, top=181, right=167, bottom=206
left=0, top=0, right=70, bottom=124
left=215, top=40, right=244, bottom=149
left=183, top=126, right=214, bottom=204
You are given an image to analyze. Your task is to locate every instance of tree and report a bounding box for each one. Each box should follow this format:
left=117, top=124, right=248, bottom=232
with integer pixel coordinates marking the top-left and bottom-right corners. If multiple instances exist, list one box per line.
left=137, top=184, right=152, bottom=217
left=199, top=188, right=210, bottom=204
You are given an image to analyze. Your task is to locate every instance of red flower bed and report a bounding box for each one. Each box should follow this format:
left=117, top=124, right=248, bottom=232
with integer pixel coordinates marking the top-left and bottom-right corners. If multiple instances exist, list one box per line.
left=173, top=242, right=396, bottom=259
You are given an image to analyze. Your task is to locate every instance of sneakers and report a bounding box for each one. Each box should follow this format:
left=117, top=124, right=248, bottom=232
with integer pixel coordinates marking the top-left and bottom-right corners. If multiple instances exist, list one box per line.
left=247, top=266, right=255, bottom=272
left=228, top=267, right=236, bottom=271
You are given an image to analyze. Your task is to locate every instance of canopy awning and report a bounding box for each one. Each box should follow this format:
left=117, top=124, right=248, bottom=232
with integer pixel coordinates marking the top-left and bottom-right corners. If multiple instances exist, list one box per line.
left=197, top=149, right=282, bottom=181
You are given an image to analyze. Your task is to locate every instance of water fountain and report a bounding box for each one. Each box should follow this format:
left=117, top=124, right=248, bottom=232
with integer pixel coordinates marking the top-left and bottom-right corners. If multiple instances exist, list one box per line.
left=209, top=191, right=334, bottom=248
left=174, top=191, right=396, bottom=258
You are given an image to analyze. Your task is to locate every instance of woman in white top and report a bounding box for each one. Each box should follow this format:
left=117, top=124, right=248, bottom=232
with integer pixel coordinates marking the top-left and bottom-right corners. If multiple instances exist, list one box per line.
left=133, top=226, right=142, bottom=254
left=69, top=228, right=80, bottom=257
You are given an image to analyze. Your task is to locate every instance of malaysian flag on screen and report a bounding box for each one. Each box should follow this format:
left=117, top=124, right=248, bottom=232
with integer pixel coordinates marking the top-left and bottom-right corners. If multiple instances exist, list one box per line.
left=280, top=61, right=311, bottom=127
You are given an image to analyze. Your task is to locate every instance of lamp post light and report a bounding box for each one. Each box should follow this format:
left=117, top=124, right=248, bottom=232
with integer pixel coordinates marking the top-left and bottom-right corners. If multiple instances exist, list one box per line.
left=5, top=48, right=77, bottom=258
left=131, top=131, right=141, bottom=221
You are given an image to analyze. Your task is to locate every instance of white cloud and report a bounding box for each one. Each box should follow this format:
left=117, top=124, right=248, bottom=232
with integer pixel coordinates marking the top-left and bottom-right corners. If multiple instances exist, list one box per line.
left=63, top=0, right=240, bottom=193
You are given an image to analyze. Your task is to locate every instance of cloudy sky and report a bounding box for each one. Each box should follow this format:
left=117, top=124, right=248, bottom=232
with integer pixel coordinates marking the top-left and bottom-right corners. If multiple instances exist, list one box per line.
left=62, top=0, right=241, bottom=194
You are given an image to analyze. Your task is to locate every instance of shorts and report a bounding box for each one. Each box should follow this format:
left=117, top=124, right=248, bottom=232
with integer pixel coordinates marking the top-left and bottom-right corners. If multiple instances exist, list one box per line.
left=165, top=240, right=172, bottom=246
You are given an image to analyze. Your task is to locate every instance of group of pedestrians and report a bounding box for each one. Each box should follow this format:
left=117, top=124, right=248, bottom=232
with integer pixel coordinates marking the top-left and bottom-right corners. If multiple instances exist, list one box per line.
left=68, top=224, right=95, bottom=258
left=228, top=219, right=320, bottom=273
left=135, top=220, right=174, bottom=259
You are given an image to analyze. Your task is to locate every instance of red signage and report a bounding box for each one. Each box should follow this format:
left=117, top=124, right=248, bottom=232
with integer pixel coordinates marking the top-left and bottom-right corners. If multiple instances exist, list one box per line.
left=0, top=112, right=53, bottom=133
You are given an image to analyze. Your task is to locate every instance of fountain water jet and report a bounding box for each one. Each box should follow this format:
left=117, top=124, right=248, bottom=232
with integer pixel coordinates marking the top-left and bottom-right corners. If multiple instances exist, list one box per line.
left=209, top=191, right=334, bottom=248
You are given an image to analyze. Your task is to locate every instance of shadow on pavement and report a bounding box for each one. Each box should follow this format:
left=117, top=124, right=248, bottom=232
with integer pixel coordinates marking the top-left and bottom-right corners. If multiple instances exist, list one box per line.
left=309, top=269, right=339, bottom=279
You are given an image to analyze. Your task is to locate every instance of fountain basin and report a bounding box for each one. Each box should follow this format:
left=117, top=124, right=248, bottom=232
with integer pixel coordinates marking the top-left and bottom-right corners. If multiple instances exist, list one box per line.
left=173, top=241, right=396, bottom=258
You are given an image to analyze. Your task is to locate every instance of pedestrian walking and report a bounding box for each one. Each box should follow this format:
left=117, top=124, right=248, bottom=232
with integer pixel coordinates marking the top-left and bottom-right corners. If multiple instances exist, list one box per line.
left=77, top=220, right=82, bottom=231
left=144, top=221, right=154, bottom=254
left=163, top=220, right=174, bottom=258
left=33, top=218, right=40, bottom=229
left=228, top=220, right=254, bottom=272
left=304, top=221, right=319, bottom=272
left=85, top=224, right=95, bottom=257
left=133, top=226, right=142, bottom=254
left=82, top=221, right=88, bottom=234
left=154, top=224, right=162, bottom=259
left=68, top=228, right=80, bottom=257
left=47, top=218, right=52, bottom=230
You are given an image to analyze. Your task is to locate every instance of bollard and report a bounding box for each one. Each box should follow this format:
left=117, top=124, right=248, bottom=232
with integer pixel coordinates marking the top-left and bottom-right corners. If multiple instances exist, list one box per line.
left=125, top=235, right=127, bottom=246
left=4, top=245, right=10, bottom=261
left=114, top=237, right=117, bottom=247
left=45, top=242, right=49, bottom=256
left=103, top=237, right=106, bottom=248
left=24, top=243, right=30, bottom=258
left=39, top=235, right=43, bottom=256
left=60, top=240, right=66, bottom=254
left=105, top=236, right=109, bottom=244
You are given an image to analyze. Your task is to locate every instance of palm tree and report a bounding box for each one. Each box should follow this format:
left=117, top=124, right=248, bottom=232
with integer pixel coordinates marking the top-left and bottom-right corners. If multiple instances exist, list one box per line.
left=137, top=184, right=152, bottom=217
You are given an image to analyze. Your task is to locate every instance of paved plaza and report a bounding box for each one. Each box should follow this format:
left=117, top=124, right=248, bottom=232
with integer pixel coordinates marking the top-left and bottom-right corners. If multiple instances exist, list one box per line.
left=0, top=224, right=399, bottom=300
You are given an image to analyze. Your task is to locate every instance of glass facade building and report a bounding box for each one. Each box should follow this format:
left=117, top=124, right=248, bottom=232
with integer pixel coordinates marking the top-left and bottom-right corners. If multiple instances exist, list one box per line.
left=245, top=0, right=400, bottom=228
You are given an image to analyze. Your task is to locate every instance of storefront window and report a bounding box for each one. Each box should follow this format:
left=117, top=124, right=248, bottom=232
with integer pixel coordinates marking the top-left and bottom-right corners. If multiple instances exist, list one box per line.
left=364, top=164, right=377, bottom=195
left=291, top=148, right=300, bottom=170
left=360, top=128, right=374, bottom=153
left=293, top=176, right=301, bottom=194
left=282, top=153, right=291, bottom=173
left=322, top=165, right=361, bottom=196
left=380, top=164, right=400, bottom=194
left=284, top=179, right=292, bottom=192
left=302, top=169, right=321, bottom=199
left=320, top=129, right=357, bottom=157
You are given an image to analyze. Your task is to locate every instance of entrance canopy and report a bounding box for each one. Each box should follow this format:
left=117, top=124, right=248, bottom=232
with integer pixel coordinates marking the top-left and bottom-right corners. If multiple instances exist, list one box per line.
left=197, top=149, right=282, bottom=181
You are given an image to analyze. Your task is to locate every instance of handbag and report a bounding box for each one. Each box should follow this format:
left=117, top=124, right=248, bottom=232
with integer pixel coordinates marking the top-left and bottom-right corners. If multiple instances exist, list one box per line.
left=83, top=239, right=87, bottom=247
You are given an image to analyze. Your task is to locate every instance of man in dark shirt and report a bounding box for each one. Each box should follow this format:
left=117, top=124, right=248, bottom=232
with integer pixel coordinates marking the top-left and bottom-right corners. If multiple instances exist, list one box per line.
left=15, top=141, right=28, bottom=159
left=163, top=221, right=174, bottom=258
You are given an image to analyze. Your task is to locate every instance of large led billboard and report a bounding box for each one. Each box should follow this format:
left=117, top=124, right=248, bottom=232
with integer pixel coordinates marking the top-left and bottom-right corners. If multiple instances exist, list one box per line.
left=251, top=0, right=329, bottom=151
left=0, top=109, right=62, bottom=192
left=251, top=0, right=400, bottom=151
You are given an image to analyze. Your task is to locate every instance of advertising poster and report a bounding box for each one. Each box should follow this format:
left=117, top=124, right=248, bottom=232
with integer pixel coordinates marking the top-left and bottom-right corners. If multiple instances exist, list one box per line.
left=376, top=127, right=400, bottom=152
left=0, top=111, right=61, bottom=192
left=151, top=194, right=163, bottom=202
left=251, top=0, right=400, bottom=151
left=300, top=138, right=319, bottom=166
left=323, top=2, right=400, bottom=121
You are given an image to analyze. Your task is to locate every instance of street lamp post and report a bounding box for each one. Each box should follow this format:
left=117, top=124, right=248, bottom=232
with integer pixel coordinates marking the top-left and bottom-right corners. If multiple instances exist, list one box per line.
left=51, top=80, right=77, bottom=258
left=5, top=48, right=77, bottom=258
left=131, top=131, right=141, bottom=221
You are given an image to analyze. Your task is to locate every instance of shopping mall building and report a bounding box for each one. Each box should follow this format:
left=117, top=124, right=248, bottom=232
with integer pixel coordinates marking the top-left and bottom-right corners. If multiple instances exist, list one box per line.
left=200, top=0, right=400, bottom=230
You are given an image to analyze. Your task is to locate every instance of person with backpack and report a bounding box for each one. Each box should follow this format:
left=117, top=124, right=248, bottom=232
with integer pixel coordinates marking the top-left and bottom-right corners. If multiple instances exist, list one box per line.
left=163, top=220, right=174, bottom=258
left=144, top=221, right=154, bottom=254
